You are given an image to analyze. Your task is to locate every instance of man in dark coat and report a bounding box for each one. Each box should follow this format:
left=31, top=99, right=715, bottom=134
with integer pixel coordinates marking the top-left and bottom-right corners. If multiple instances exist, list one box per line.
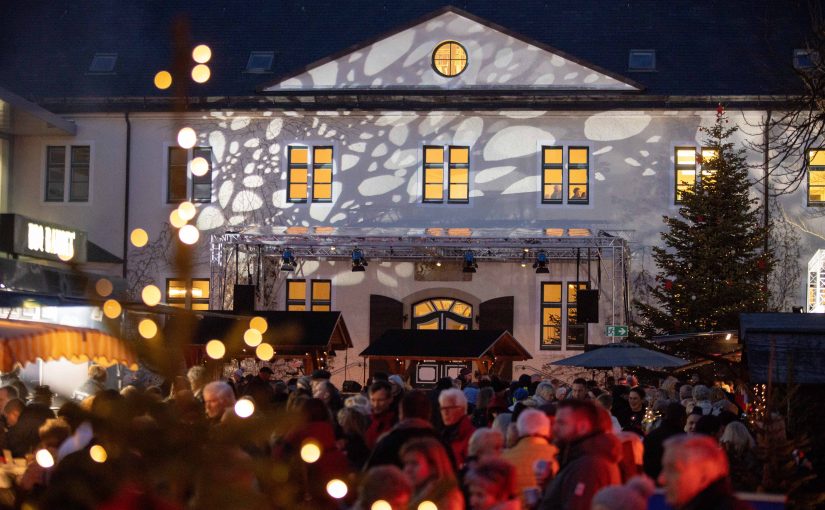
left=643, top=402, right=687, bottom=479
left=659, top=433, right=751, bottom=510
left=538, top=399, right=622, bottom=510
left=365, top=390, right=454, bottom=469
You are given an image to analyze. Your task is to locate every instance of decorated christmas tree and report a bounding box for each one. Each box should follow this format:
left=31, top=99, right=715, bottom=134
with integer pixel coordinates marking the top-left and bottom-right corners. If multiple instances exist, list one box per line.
left=637, top=106, right=771, bottom=335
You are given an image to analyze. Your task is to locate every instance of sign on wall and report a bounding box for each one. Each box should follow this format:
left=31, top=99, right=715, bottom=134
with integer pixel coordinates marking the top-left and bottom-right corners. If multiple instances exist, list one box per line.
left=0, top=214, right=87, bottom=263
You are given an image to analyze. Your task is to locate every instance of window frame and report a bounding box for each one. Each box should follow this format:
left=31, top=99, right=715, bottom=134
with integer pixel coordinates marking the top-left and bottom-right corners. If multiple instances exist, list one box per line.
left=567, top=146, right=590, bottom=204
left=674, top=146, right=698, bottom=205
left=44, top=144, right=91, bottom=203
left=808, top=148, right=825, bottom=206
left=246, top=51, right=274, bottom=73
left=540, top=282, right=563, bottom=350
left=287, top=145, right=334, bottom=204
left=166, top=146, right=213, bottom=204
left=566, top=281, right=590, bottom=350
left=286, top=279, right=308, bottom=311
left=541, top=146, right=564, bottom=204
left=431, top=40, right=468, bottom=78
left=422, top=145, right=470, bottom=204
left=165, top=278, right=210, bottom=310
left=310, top=279, right=332, bottom=311
left=628, top=49, right=656, bottom=71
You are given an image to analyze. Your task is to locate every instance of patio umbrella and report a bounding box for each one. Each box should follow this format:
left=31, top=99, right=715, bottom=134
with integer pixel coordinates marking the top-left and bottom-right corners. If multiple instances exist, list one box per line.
left=0, top=319, right=137, bottom=371
left=550, top=342, right=688, bottom=369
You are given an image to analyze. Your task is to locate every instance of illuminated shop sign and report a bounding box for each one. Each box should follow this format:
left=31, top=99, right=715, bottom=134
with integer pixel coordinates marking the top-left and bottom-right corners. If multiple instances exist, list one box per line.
left=0, top=214, right=87, bottom=263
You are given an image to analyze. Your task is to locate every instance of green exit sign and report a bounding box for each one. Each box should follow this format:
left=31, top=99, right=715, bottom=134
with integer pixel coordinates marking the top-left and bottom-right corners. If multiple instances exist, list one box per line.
left=606, top=325, right=629, bottom=337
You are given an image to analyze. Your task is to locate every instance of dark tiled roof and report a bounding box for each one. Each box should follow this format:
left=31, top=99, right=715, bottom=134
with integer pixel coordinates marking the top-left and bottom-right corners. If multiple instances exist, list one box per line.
left=361, top=328, right=531, bottom=360
left=0, top=1, right=811, bottom=106
left=168, top=310, right=352, bottom=354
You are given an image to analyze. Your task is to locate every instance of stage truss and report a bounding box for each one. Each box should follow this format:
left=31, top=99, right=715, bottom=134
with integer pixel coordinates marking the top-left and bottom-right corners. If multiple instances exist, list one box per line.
left=209, top=226, right=631, bottom=327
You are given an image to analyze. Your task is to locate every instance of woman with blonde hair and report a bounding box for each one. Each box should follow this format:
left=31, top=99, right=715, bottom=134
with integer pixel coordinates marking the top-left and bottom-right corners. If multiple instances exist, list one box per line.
left=400, top=436, right=465, bottom=510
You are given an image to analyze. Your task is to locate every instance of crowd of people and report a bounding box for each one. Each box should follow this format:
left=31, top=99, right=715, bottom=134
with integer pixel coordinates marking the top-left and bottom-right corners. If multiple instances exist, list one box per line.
left=0, top=364, right=798, bottom=510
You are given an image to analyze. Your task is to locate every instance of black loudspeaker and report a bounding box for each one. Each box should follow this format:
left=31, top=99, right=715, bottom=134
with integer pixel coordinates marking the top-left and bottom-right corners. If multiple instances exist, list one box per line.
left=233, top=284, right=256, bottom=313
left=576, top=290, right=600, bottom=323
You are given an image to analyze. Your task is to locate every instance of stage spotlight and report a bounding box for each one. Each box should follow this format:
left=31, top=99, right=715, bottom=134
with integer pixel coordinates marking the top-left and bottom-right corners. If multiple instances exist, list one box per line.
left=462, top=251, right=477, bottom=273
left=351, top=248, right=368, bottom=272
left=533, top=251, right=550, bottom=274
left=281, top=248, right=296, bottom=271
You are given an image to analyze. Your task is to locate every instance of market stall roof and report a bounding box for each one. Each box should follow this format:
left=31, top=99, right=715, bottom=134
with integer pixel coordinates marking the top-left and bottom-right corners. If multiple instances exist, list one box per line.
left=166, top=310, right=352, bottom=355
left=360, top=329, right=531, bottom=361
left=551, top=341, right=688, bottom=369
left=741, top=313, right=825, bottom=384
left=0, top=319, right=135, bottom=370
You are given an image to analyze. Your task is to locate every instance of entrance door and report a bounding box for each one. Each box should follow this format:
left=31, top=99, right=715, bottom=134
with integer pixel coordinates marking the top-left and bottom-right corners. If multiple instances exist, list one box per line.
left=411, top=298, right=472, bottom=386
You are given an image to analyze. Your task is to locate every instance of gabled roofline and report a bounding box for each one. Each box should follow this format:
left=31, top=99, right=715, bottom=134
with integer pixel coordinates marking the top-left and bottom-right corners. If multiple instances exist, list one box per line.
left=257, top=5, right=645, bottom=94
left=0, top=85, right=77, bottom=135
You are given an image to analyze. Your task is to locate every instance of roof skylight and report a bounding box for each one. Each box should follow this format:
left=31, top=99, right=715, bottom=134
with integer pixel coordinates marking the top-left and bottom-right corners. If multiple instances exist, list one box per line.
left=246, top=51, right=274, bottom=73
left=88, top=53, right=117, bottom=73
left=628, top=49, right=656, bottom=71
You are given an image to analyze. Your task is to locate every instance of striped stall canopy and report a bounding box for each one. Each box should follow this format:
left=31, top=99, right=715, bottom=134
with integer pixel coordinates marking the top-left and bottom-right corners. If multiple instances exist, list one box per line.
left=0, top=319, right=136, bottom=371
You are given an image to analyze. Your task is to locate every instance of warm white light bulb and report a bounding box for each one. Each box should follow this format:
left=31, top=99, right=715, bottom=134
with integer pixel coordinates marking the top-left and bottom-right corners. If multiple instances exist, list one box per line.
left=177, top=127, right=197, bottom=149
left=179, top=225, right=200, bottom=245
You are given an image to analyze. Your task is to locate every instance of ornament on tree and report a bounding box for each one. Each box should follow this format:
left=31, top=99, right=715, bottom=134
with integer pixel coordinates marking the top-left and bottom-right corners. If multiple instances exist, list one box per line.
left=664, top=279, right=674, bottom=291
left=717, top=103, right=725, bottom=116
left=696, top=214, right=705, bottom=223
left=757, top=258, right=767, bottom=270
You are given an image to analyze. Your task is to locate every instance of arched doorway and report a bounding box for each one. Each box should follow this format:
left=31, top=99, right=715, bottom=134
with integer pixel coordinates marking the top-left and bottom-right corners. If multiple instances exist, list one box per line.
left=411, top=298, right=473, bottom=330
left=410, top=297, right=473, bottom=386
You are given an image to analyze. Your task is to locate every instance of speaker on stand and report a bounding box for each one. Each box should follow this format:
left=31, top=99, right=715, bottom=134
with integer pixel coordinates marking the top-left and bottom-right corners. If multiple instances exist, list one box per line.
left=576, top=289, right=600, bottom=323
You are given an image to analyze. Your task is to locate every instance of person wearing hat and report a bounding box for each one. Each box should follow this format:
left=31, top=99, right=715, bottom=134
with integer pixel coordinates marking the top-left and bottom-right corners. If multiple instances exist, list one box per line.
left=243, top=366, right=275, bottom=409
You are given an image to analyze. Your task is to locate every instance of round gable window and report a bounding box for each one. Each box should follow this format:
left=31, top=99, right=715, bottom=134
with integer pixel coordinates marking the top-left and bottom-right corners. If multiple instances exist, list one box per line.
left=432, top=41, right=468, bottom=77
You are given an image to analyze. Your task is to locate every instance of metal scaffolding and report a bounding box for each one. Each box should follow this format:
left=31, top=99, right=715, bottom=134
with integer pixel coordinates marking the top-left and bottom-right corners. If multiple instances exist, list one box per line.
left=210, top=226, right=631, bottom=326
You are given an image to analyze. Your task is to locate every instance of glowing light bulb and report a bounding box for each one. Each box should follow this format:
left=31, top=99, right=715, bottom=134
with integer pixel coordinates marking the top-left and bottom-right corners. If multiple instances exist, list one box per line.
left=130, top=228, right=149, bottom=247
left=243, top=328, right=262, bottom=347
left=256, top=343, right=274, bottom=361
left=169, top=209, right=186, bottom=229
left=418, top=502, right=437, bottom=510
left=89, top=445, right=107, bottom=463
left=190, top=157, right=209, bottom=177
left=371, top=501, right=392, bottom=510
left=177, top=127, right=197, bottom=149
left=205, top=339, right=226, bottom=359
left=234, top=398, right=255, bottom=418
left=177, top=201, right=196, bottom=221
left=102, top=299, right=121, bottom=319
left=179, top=225, right=200, bottom=245
left=35, top=449, right=54, bottom=468
left=192, top=44, right=212, bottom=63
left=95, top=278, right=113, bottom=297
left=300, top=441, right=321, bottom=463
left=141, top=285, right=161, bottom=307
left=58, top=250, right=73, bottom=262
left=154, top=70, right=172, bottom=90
left=191, top=64, right=211, bottom=83
left=249, top=316, right=268, bottom=333
left=138, top=319, right=158, bottom=339
left=326, top=479, right=348, bottom=499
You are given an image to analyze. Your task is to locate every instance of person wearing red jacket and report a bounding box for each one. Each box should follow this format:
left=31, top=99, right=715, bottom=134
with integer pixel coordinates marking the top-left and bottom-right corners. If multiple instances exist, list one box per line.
left=438, top=388, right=476, bottom=469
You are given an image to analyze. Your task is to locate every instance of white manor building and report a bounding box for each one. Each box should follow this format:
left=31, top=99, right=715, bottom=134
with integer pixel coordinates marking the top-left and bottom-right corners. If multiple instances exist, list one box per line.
left=0, top=2, right=821, bottom=382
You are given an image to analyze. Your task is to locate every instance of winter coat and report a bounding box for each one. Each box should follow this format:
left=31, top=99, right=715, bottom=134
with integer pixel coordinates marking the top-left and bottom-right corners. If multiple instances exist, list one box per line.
left=364, top=409, right=397, bottom=449
left=680, top=478, right=752, bottom=510
left=440, top=414, right=476, bottom=469
left=500, top=436, right=559, bottom=506
left=537, top=431, right=622, bottom=510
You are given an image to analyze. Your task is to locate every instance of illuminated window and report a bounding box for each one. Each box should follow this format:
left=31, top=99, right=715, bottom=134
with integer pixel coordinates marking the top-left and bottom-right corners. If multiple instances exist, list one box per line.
left=542, top=147, right=563, bottom=203
left=286, top=280, right=307, bottom=311
left=288, top=146, right=333, bottom=203
left=567, top=282, right=589, bottom=349
left=699, top=147, right=719, bottom=185
left=541, top=282, right=562, bottom=349
left=166, top=278, right=210, bottom=310
left=422, top=145, right=470, bottom=203
left=45, top=145, right=90, bottom=202
left=412, top=298, right=472, bottom=330
left=808, top=149, right=825, bottom=205
left=432, top=41, right=468, bottom=77
left=674, top=147, right=697, bottom=204
left=167, top=147, right=212, bottom=203
left=311, top=280, right=332, bottom=311
left=568, top=147, right=589, bottom=204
